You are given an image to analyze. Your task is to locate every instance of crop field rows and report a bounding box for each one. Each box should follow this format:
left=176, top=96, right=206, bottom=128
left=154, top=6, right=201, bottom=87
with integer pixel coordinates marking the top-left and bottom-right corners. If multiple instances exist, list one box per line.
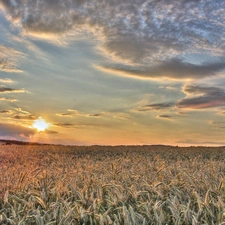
left=1, top=145, right=225, bottom=224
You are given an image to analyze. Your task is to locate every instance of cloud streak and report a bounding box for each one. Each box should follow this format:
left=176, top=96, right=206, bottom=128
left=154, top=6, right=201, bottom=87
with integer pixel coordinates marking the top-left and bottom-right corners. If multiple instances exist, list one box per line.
left=0, top=97, right=17, bottom=102
left=138, top=102, right=174, bottom=111
left=96, top=59, right=225, bottom=80
left=0, top=86, right=25, bottom=93
left=0, top=78, right=13, bottom=83
left=0, top=110, right=13, bottom=114
left=0, top=45, right=23, bottom=73
left=177, top=85, right=225, bottom=109
left=12, top=114, right=38, bottom=120
left=56, top=109, right=79, bottom=117
left=157, top=115, right=173, bottom=119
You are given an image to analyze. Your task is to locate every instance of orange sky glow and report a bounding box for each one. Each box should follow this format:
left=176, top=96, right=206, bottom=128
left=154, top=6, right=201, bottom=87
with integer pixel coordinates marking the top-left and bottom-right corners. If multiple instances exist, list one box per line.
left=1, top=0, right=225, bottom=146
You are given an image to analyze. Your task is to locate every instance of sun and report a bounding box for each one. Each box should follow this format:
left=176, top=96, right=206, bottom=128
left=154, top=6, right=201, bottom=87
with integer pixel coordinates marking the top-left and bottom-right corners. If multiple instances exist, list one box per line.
left=32, top=117, right=50, bottom=131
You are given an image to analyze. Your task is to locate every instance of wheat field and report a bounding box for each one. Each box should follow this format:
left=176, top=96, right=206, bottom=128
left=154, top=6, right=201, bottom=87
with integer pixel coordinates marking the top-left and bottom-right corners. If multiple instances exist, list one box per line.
left=1, top=144, right=225, bottom=224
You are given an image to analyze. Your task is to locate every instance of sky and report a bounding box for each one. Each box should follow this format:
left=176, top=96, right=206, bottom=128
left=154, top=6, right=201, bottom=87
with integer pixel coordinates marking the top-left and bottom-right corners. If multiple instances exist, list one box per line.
left=1, top=0, right=225, bottom=146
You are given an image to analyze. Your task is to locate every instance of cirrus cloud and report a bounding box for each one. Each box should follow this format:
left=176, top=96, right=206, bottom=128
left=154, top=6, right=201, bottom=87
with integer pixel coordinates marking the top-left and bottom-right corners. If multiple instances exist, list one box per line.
left=0, top=45, right=24, bottom=73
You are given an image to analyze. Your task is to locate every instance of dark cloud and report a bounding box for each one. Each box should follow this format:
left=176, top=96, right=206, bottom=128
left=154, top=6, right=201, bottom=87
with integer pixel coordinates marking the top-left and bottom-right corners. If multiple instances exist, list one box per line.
left=54, top=122, right=94, bottom=128
left=157, top=114, right=173, bottom=119
left=139, top=103, right=174, bottom=111
left=97, top=58, right=225, bottom=80
left=176, top=85, right=225, bottom=109
left=12, top=114, right=38, bottom=120
left=0, top=123, right=35, bottom=138
left=54, top=123, right=74, bottom=128
left=2, top=0, right=225, bottom=79
left=0, top=86, right=25, bottom=93
left=89, top=113, right=101, bottom=117
left=0, top=110, right=12, bottom=114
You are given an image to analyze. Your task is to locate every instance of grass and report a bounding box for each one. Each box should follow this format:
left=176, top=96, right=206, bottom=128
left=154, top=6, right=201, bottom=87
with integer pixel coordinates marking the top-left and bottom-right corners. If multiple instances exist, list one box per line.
left=1, top=144, right=225, bottom=224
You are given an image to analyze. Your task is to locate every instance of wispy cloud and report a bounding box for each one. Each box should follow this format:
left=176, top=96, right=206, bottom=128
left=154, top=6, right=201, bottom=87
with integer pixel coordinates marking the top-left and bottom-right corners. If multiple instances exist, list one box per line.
left=0, top=97, right=17, bottom=102
left=176, top=85, right=225, bottom=109
left=138, top=103, right=174, bottom=111
left=0, top=78, right=14, bottom=83
left=56, top=109, right=104, bottom=118
left=96, top=59, right=225, bottom=80
left=54, top=123, right=74, bottom=128
left=12, top=114, right=38, bottom=120
left=112, top=113, right=131, bottom=120
left=157, top=114, right=173, bottom=119
left=0, top=86, right=25, bottom=93
left=54, top=122, right=96, bottom=129
left=15, top=108, right=30, bottom=114
left=0, top=45, right=24, bottom=73
left=89, top=113, right=102, bottom=117
left=0, top=110, right=13, bottom=114
left=56, top=109, right=79, bottom=117
left=2, top=0, right=225, bottom=80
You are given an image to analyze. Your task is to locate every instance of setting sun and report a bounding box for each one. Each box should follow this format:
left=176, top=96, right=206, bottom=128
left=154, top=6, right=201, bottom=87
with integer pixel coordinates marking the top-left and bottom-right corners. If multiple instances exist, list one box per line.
left=32, top=117, right=50, bottom=131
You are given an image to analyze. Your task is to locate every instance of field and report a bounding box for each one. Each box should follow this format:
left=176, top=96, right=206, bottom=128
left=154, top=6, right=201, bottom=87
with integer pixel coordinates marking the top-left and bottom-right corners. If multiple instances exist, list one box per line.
left=1, top=144, right=225, bottom=225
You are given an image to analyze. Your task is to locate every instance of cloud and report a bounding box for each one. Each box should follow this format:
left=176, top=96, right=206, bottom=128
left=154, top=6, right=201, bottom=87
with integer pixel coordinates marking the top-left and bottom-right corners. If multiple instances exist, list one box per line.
left=0, top=110, right=13, bottom=114
left=138, top=103, right=174, bottom=111
left=2, top=0, right=225, bottom=80
left=54, top=123, right=74, bottom=128
left=0, top=45, right=24, bottom=73
left=113, top=113, right=131, bottom=120
left=177, top=111, right=188, bottom=115
left=0, top=123, right=35, bottom=138
left=157, top=114, right=173, bottom=119
left=176, top=85, right=225, bottom=109
left=159, top=86, right=178, bottom=91
left=12, top=114, right=38, bottom=120
left=0, top=97, right=17, bottom=102
left=56, top=109, right=79, bottom=117
left=43, top=129, right=59, bottom=135
left=0, top=78, right=13, bottom=83
left=96, top=58, right=225, bottom=80
left=209, top=121, right=225, bottom=129
left=0, top=86, right=25, bottom=93
left=56, top=109, right=103, bottom=118
left=15, top=108, right=30, bottom=114
left=89, top=113, right=102, bottom=117
left=54, top=122, right=95, bottom=129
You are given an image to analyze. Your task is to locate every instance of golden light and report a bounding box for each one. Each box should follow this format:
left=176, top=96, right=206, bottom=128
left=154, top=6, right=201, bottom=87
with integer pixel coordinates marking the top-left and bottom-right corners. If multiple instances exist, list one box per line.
left=32, top=117, right=50, bottom=131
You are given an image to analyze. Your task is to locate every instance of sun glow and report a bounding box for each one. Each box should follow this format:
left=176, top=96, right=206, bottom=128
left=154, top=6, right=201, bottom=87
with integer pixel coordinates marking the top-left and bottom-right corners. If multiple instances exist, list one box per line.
left=32, top=117, right=50, bottom=131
